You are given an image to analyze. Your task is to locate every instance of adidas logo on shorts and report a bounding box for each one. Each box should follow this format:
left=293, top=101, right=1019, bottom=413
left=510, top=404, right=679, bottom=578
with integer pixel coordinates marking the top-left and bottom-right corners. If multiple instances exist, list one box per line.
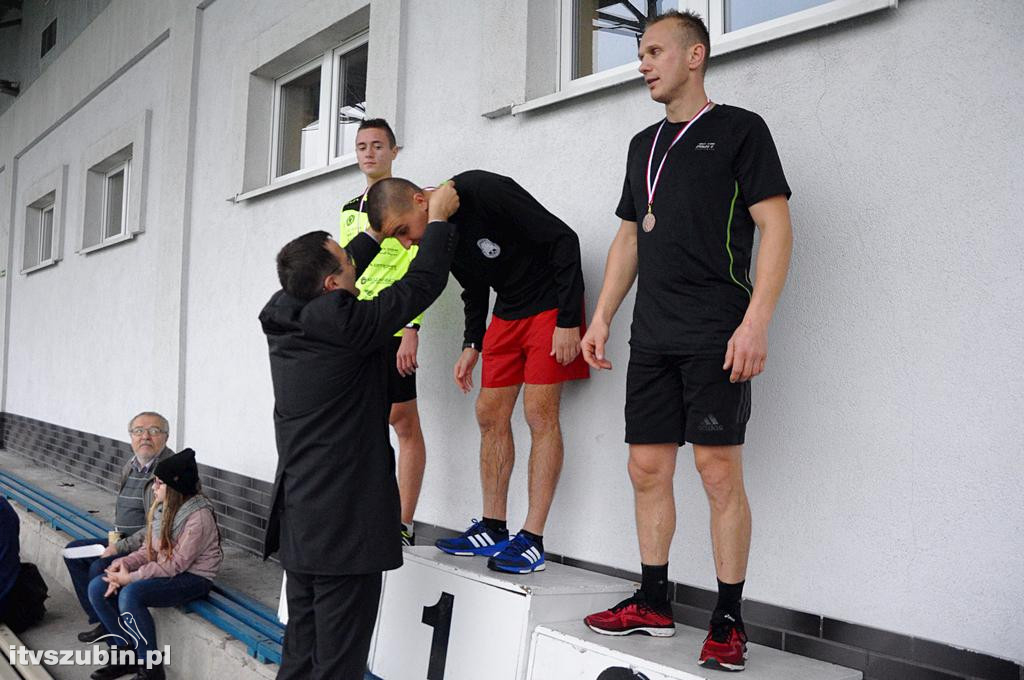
left=698, top=414, right=725, bottom=432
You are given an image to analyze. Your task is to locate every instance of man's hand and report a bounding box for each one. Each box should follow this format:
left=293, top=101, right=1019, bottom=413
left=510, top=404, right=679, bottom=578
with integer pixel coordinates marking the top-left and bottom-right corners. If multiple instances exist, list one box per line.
left=397, top=328, right=419, bottom=377
left=550, top=326, right=581, bottom=366
left=428, top=181, right=459, bottom=222
left=723, top=319, right=768, bottom=382
left=101, top=544, right=118, bottom=558
left=453, top=347, right=480, bottom=394
left=581, top=320, right=613, bottom=370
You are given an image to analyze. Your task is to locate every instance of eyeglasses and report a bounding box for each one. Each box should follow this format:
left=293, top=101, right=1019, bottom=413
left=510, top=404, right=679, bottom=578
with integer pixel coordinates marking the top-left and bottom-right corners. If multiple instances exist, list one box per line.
left=129, top=427, right=167, bottom=437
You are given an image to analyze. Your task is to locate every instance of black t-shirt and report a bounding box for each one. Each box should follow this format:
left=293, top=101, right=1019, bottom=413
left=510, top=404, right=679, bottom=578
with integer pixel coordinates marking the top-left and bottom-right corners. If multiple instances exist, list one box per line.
left=616, top=104, right=791, bottom=355
left=450, top=170, right=584, bottom=349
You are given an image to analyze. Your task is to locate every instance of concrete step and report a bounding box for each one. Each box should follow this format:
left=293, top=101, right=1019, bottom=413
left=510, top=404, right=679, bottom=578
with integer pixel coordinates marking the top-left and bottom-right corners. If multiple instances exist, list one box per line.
left=528, top=620, right=862, bottom=680
left=1, top=623, right=56, bottom=679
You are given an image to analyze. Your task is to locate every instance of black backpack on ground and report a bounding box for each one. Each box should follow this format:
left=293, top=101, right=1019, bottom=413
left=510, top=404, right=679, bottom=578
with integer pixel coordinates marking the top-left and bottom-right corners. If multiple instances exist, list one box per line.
left=0, top=562, right=48, bottom=633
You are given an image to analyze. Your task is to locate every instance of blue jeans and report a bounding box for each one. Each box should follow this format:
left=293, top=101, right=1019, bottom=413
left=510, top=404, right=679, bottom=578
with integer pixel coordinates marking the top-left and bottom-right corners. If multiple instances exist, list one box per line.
left=64, top=538, right=117, bottom=624
left=87, top=570, right=212, bottom=662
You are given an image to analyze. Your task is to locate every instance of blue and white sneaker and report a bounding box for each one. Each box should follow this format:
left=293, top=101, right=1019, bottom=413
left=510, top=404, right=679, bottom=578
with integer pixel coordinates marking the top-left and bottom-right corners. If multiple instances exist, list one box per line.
left=487, top=531, right=546, bottom=573
left=435, top=519, right=510, bottom=556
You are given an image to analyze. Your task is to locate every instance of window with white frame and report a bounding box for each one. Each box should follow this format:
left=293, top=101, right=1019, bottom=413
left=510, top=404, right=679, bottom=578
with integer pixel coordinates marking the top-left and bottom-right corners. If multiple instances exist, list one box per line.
left=82, top=144, right=135, bottom=251
left=562, top=0, right=894, bottom=85
left=39, top=203, right=54, bottom=258
left=102, top=160, right=130, bottom=240
left=271, top=34, right=368, bottom=181
left=23, top=192, right=59, bottom=272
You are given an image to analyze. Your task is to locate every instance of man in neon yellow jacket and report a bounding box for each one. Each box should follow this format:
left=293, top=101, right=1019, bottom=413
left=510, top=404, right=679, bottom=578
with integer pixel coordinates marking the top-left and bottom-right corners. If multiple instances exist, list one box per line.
left=339, top=119, right=426, bottom=546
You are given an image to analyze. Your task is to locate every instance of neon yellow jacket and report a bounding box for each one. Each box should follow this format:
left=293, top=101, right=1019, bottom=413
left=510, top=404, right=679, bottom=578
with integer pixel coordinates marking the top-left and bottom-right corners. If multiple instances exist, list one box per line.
left=339, top=192, right=424, bottom=336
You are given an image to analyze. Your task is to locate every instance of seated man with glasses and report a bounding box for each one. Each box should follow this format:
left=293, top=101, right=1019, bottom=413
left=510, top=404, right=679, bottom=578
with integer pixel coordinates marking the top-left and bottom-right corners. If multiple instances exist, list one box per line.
left=62, top=411, right=174, bottom=645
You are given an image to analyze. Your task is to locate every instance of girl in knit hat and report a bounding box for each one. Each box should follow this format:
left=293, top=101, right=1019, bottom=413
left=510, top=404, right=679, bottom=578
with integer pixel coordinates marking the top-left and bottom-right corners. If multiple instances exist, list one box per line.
left=86, top=448, right=223, bottom=680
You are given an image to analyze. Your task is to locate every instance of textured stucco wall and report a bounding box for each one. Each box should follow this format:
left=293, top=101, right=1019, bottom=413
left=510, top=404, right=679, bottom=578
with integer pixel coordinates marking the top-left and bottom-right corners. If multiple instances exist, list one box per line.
left=4, top=39, right=176, bottom=439
left=0, top=0, right=1021, bottom=661
left=0, top=0, right=187, bottom=441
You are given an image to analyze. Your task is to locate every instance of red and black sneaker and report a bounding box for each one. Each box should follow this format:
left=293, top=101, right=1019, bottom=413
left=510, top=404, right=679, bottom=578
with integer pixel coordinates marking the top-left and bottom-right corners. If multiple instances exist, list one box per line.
left=698, top=612, right=748, bottom=672
left=584, top=591, right=676, bottom=637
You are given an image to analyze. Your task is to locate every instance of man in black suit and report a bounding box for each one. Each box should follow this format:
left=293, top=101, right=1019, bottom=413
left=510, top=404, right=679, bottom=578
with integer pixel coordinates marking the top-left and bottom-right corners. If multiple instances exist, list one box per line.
left=259, top=183, right=459, bottom=680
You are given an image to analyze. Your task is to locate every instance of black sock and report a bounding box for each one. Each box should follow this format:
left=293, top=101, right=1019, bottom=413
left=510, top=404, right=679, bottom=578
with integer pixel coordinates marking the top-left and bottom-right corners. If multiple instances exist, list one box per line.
left=482, top=517, right=507, bottom=533
left=715, top=578, right=745, bottom=621
left=519, top=530, right=544, bottom=552
left=640, top=563, right=670, bottom=604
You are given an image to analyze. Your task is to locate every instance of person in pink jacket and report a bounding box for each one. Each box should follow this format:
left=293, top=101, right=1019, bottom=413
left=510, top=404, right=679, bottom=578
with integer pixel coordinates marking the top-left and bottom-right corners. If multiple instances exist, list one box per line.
left=87, top=448, right=223, bottom=680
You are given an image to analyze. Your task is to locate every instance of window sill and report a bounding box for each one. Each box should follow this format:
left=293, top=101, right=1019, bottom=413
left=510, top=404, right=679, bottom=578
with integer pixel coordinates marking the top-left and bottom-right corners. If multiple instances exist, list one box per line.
left=233, top=155, right=359, bottom=203
left=506, top=0, right=896, bottom=117
left=21, top=258, right=59, bottom=275
left=78, top=232, right=138, bottom=255
left=510, top=63, right=641, bottom=116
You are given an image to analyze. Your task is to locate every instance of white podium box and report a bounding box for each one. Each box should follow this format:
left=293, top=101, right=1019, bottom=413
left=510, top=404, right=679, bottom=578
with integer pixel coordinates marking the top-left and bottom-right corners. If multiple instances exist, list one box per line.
left=526, top=622, right=862, bottom=680
left=368, top=547, right=635, bottom=680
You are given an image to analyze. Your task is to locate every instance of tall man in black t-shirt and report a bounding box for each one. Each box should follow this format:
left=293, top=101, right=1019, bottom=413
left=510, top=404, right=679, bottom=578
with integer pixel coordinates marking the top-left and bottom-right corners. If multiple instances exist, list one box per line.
left=581, top=11, right=792, bottom=672
left=367, top=171, right=589, bottom=575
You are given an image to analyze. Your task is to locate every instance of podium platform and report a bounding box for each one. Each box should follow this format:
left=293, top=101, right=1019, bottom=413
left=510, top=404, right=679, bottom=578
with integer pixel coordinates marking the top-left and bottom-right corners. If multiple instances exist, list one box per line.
left=526, top=621, right=863, bottom=680
left=368, top=547, right=636, bottom=680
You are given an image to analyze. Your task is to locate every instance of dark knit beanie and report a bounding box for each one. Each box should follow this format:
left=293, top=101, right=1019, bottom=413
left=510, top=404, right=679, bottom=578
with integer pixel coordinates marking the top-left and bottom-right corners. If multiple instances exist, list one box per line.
left=154, top=448, right=200, bottom=496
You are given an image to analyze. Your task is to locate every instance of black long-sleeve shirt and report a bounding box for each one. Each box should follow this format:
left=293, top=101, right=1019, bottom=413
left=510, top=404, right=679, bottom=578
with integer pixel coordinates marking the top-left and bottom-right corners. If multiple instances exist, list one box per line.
left=259, top=222, right=457, bottom=574
left=448, top=170, right=584, bottom=349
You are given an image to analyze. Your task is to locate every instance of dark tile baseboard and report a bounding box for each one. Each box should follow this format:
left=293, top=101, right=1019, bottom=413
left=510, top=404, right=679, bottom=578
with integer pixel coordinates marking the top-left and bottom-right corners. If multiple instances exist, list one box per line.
left=413, top=521, right=1022, bottom=680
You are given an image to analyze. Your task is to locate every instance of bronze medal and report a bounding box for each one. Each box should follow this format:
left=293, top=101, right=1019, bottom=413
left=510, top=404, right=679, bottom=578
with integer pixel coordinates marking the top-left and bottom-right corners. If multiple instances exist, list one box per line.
left=642, top=212, right=656, bottom=232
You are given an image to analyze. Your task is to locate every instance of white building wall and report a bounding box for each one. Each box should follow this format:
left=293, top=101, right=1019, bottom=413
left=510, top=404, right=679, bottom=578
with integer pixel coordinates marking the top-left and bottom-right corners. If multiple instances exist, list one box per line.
left=0, top=0, right=185, bottom=442
left=5, top=41, right=176, bottom=438
left=0, top=0, right=1021, bottom=661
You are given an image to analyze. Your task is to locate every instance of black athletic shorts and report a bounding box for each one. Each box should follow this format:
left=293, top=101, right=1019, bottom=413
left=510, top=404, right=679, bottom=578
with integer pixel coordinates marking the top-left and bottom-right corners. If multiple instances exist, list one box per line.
left=624, top=349, right=751, bottom=446
left=387, top=335, right=417, bottom=405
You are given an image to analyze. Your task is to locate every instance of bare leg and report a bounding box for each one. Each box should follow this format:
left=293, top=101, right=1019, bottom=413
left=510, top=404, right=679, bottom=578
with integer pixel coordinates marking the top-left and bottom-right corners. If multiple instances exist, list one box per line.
left=476, top=385, right=522, bottom=520
left=390, top=399, right=425, bottom=526
left=693, top=445, right=750, bottom=583
left=628, top=443, right=679, bottom=564
left=521, top=383, right=564, bottom=535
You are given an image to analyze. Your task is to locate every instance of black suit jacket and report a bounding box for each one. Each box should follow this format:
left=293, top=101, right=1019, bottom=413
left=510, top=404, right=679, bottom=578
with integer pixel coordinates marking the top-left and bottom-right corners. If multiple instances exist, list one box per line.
left=259, top=222, right=457, bottom=574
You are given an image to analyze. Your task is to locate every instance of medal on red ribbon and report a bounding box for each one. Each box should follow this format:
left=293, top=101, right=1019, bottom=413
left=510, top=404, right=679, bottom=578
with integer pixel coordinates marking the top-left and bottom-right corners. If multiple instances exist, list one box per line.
left=643, top=100, right=713, bottom=232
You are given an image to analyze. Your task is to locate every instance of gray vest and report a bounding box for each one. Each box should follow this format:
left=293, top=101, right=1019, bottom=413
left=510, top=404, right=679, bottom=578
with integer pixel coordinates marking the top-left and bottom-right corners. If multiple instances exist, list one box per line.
left=114, top=463, right=151, bottom=535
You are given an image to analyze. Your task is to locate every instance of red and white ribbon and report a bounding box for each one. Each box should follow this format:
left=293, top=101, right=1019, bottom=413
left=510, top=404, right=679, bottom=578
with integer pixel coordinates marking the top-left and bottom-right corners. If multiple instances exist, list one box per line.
left=645, top=100, right=714, bottom=214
